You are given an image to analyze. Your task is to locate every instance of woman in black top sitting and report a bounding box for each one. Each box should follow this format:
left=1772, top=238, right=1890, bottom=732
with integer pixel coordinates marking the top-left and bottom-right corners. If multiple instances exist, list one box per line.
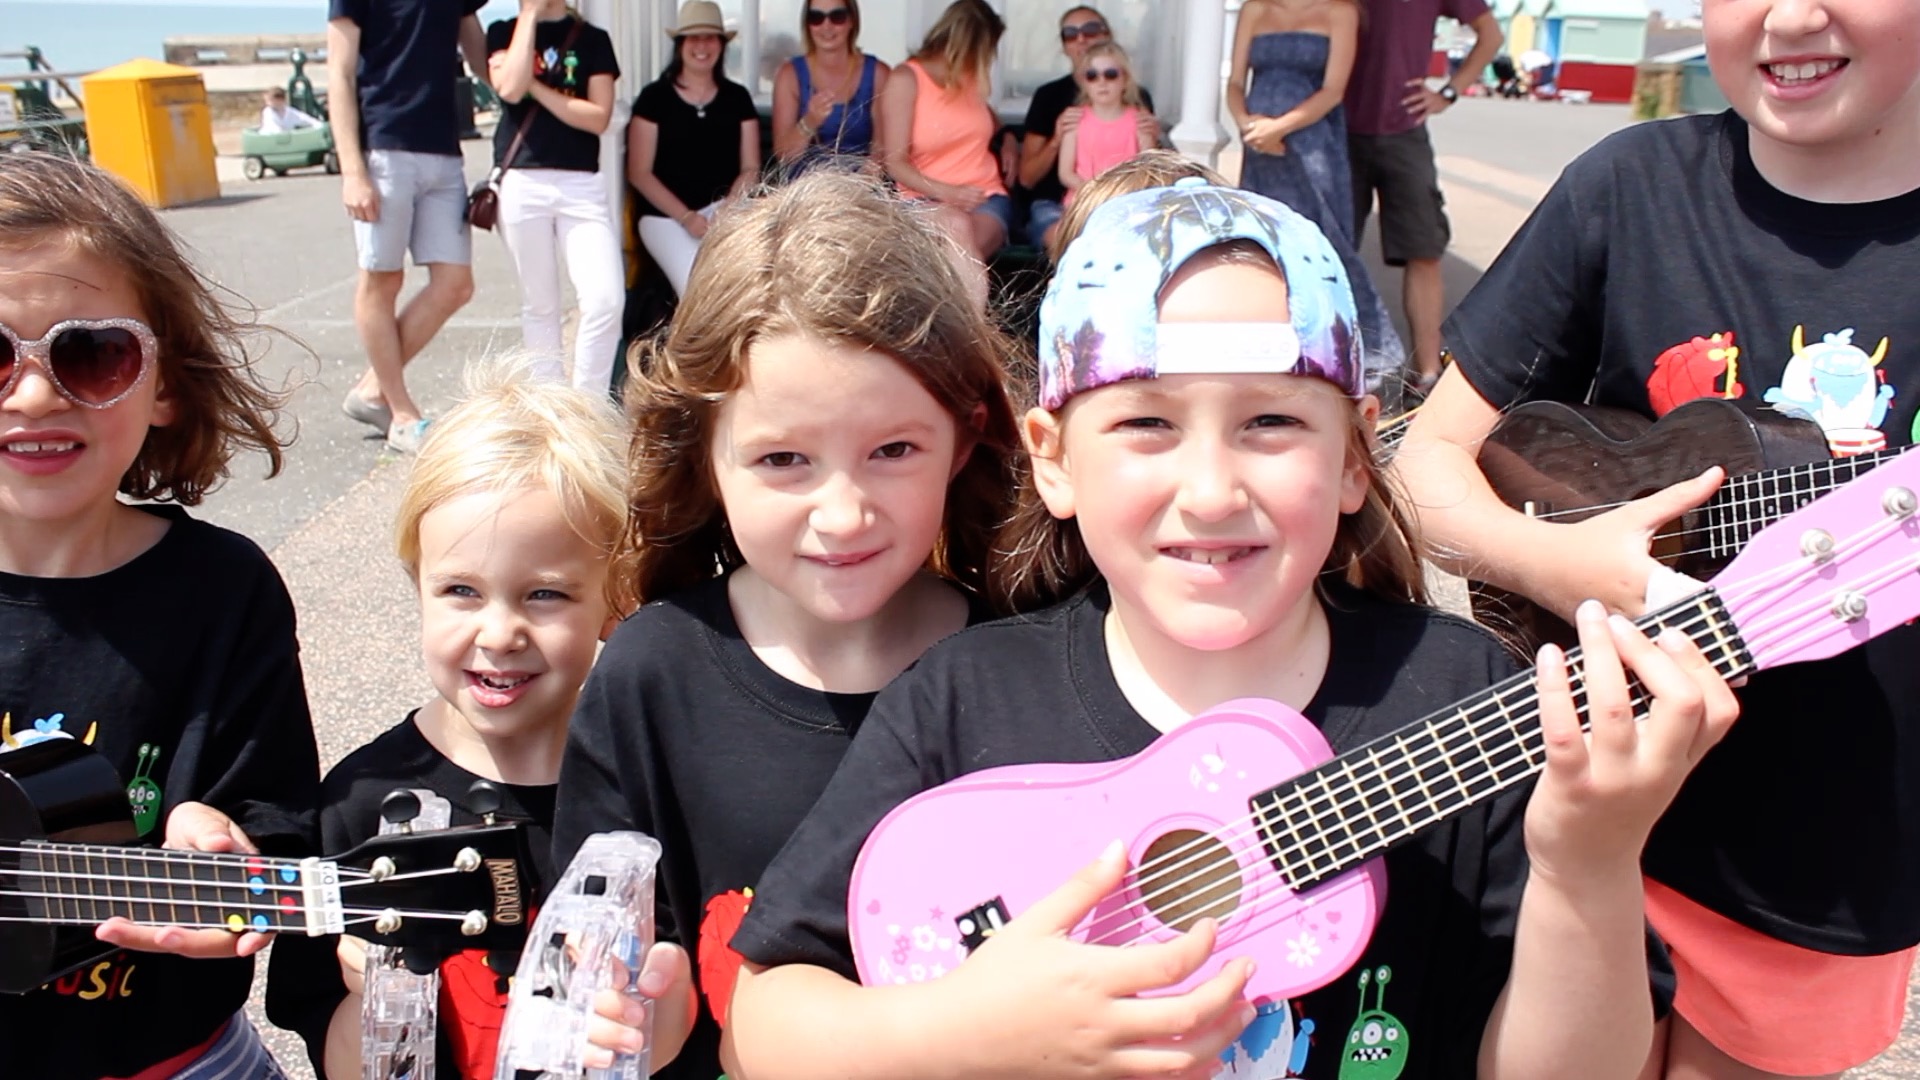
left=629, top=0, right=762, bottom=297
left=486, top=0, right=623, bottom=394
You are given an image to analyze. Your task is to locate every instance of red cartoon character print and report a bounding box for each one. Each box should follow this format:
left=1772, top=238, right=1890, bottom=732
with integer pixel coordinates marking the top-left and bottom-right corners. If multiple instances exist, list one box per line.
left=1647, top=331, right=1744, bottom=416
left=698, top=888, right=753, bottom=1027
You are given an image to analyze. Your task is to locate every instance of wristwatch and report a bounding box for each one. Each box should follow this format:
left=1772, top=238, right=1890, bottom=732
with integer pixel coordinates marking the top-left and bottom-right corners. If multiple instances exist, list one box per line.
left=1438, top=84, right=1460, bottom=104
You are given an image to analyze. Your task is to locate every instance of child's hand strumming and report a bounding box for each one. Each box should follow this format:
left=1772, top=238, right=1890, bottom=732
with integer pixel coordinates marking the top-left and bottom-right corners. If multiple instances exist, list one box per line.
left=929, top=841, right=1259, bottom=1079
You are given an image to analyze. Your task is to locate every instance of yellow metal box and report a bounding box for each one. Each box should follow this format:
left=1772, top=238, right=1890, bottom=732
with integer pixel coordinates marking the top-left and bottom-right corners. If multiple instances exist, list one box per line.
left=81, top=59, right=220, bottom=208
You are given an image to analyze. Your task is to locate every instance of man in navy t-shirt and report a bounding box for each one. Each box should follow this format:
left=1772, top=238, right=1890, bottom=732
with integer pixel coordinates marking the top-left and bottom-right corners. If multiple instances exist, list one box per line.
left=327, top=0, right=488, bottom=453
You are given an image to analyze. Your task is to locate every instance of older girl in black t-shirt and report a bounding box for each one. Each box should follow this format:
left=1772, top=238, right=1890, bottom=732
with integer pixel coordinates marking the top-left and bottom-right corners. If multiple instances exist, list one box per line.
left=629, top=0, right=762, bottom=297
left=486, top=3, right=623, bottom=396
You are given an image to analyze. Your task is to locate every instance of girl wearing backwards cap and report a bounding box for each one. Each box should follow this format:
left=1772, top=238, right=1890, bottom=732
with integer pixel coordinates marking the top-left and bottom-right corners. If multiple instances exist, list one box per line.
left=706, top=180, right=1738, bottom=1080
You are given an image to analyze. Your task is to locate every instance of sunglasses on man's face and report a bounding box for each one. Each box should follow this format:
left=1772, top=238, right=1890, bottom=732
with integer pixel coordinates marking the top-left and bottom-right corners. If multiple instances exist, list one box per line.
left=1083, top=67, right=1124, bottom=82
left=1060, top=19, right=1109, bottom=43
left=807, top=6, right=851, bottom=25
left=0, top=318, right=157, bottom=409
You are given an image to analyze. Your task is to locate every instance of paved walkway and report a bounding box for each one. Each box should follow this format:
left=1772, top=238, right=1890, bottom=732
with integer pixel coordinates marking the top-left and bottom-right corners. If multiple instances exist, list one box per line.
left=150, top=97, right=1916, bottom=1078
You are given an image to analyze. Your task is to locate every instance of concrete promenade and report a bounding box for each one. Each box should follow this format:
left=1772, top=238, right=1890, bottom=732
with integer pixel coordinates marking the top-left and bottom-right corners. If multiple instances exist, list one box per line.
left=143, top=96, right=1916, bottom=1078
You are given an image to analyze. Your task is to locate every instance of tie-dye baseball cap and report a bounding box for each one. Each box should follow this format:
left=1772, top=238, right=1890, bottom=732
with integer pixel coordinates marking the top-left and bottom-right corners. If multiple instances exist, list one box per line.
left=1036, top=178, right=1363, bottom=410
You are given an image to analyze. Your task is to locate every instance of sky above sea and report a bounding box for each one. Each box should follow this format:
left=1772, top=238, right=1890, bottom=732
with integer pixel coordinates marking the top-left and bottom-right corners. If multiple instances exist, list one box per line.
left=0, top=0, right=520, bottom=76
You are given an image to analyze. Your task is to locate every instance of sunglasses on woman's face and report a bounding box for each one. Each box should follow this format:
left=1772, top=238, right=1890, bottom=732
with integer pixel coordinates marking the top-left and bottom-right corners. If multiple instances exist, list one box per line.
left=1083, top=67, right=1124, bottom=82
left=0, top=318, right=157, bottom=409
left=807, top=6, right=851, bottom=25
left=1060, top=19, right=1109, bottom=43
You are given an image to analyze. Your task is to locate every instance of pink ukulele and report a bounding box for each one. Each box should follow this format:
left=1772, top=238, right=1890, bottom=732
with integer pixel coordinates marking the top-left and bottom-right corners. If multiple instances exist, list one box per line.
left=849, top=447, right=1920, bottom=1007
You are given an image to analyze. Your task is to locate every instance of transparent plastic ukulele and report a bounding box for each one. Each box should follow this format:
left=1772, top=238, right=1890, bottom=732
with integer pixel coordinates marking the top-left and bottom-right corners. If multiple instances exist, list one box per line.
left=362, top=788, right=453, bottom=1080
left=494, top=832, right=663, bottom=1080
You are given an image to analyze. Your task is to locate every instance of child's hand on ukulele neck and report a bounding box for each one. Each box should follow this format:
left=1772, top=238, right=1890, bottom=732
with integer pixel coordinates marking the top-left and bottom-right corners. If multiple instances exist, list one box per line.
left=95, top=801, right=274, bottom=959
left=1524, top=601, right=1740, bottom=888
left=930, top=840, right=1258, bottom=1080
left=1523, top=468, right=1723, bottom=623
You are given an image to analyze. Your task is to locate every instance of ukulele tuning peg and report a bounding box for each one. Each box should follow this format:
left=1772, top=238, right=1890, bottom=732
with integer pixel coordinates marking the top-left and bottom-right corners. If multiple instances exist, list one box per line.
left=380, top=789, right=423, bottom=832
left=468, top=780, right=503, bottom=825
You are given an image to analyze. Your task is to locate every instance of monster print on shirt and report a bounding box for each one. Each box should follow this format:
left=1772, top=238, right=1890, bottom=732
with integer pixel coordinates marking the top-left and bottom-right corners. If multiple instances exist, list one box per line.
left=1763, top=325, right=1895, bottom=456
left=1646, top=332, right=1743, bottom=417
left=1643, top=324, right=1900, bottom=459
left=1219, top=999, right=1315, bottom=1078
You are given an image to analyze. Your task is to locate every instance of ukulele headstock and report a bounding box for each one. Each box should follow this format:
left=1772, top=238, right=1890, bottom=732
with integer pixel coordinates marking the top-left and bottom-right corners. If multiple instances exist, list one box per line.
left=1717, top=446, right=1920, bottom=671
left=329, top=821, right=534, bottom=953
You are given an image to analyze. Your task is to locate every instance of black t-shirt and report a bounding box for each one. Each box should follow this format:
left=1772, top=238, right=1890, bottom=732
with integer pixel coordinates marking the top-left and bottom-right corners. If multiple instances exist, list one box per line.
left=1444, top=110, right=1920, bottom=955
left=266, top=714, right=558, bottom=1080
left=331, top=0, right=485, bottom=156
left=1021, top=73, right=1156, bottom=204
left=0, top=507, right=319, bottom=1080
left=485, top=17, right=620, bottom=173
left=734, top=583, right=1645, bottom=1080
left=554, top=574, right=890, bottom=1080
left=630, top=78, right=758, bottom=217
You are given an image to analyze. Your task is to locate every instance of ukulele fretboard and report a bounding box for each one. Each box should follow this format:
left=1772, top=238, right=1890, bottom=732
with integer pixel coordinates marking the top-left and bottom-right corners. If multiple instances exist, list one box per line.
left=1250, top=590, right=1754, bottom=892
left=1703, top=449, right=1901, bottom=559
left=0, top=843, right=325, bottom=933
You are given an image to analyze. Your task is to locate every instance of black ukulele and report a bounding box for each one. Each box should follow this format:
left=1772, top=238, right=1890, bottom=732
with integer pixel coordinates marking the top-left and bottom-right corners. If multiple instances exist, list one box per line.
left=1471, top=397, right=1905, bottom=648
left=0, top=737, right=534, bottom=994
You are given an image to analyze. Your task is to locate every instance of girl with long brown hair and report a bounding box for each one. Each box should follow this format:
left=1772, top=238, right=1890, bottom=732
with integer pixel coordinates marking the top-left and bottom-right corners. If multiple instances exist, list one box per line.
left=551, top=168, right=1020, bottom=1079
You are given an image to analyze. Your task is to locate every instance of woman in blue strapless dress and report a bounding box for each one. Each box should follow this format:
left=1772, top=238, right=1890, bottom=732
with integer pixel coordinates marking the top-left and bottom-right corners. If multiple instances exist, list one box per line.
left=1228, top=0, right=1407, bottom=406
left=771, top=0, right=891, bottom=178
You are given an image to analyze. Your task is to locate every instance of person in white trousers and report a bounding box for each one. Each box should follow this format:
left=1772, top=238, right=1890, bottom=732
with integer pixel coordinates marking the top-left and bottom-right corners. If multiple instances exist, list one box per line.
left=486, top=0, right=625, bottom=394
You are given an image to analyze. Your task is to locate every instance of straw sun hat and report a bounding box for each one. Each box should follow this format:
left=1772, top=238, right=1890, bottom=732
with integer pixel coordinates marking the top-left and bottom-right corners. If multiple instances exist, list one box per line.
left=665, top=1, right=737, bottom=39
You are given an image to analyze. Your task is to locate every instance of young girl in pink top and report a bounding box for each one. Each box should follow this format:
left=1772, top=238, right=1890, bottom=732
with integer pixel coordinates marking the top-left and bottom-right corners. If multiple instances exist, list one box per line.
left=1057, top=42, right=1154, bottom=209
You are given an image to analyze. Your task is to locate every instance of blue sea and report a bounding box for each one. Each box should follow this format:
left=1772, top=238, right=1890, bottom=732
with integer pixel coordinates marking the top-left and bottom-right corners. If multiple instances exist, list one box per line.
left=0, top=0, right=520, bottom=76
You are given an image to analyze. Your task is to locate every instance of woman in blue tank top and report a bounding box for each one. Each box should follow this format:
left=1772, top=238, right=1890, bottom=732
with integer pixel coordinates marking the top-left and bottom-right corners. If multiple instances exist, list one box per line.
left=772, top=0, right=891, bottom=175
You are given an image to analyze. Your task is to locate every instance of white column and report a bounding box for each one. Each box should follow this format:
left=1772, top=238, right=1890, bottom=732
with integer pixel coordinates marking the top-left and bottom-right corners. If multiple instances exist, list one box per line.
left=737, top=0, right=763, bottom=95
left=582, top=0, right=645, bottom=216
left=1170, top=0, right=1229, bottom=166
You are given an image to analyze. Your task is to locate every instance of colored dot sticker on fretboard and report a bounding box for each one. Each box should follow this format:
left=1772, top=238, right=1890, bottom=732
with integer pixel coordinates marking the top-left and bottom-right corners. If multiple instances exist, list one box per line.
left=250, top=876, right=265, bottom=895
left=227, top=914, right=245, bottom=931
left=279, top=867, right=298, bottom=884
left=252, top=915, right=270, bottom=929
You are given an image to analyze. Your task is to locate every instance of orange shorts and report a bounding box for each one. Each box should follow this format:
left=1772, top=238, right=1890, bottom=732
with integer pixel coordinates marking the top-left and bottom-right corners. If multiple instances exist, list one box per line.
left=1644, top=877, right=1915, bottom=1075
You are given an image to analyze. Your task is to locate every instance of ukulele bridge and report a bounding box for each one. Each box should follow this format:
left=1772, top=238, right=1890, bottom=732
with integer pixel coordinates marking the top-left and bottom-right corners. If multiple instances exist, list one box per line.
left=955, top=897, right=1010, bottom=952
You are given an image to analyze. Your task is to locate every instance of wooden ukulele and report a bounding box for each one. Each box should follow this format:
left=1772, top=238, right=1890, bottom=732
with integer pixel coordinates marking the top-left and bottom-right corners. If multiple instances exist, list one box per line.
left=1471, top=397, right=1902, bottom=648
left=0, top=738, right=535, bottom=994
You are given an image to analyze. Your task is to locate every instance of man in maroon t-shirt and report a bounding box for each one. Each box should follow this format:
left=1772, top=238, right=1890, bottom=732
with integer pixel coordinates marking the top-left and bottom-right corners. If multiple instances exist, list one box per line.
left=1345, top=0, right=1501, bottom=395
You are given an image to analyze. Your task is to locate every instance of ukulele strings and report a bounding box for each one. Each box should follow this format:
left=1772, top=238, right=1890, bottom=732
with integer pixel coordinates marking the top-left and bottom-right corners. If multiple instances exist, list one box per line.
left=1076, top=510, right=1914, bottom=947
left=1515, top=451, right=1898, bottom=524
left=0, top=843, right=372, bottom=880
left=0, top=860, right=465, bottom=891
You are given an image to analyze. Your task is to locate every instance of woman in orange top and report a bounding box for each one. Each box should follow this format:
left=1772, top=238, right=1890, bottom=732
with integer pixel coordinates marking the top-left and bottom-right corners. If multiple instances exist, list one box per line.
left=879, top=0, right=1009, bottom=277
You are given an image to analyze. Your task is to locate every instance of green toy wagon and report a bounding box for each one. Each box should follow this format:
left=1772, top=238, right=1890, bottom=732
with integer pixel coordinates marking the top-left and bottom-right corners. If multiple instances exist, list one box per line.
left=239, top=123, right=338, bottom=180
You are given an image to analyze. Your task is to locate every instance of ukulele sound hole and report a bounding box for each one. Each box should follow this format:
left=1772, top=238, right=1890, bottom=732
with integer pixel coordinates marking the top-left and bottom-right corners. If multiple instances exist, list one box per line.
left=1137, top=829, right=1242, bottom=932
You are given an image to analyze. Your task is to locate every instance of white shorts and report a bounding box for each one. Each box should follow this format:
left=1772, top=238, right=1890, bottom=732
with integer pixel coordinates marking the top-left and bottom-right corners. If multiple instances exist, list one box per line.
left=353, top=148, right=473, bottom=272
